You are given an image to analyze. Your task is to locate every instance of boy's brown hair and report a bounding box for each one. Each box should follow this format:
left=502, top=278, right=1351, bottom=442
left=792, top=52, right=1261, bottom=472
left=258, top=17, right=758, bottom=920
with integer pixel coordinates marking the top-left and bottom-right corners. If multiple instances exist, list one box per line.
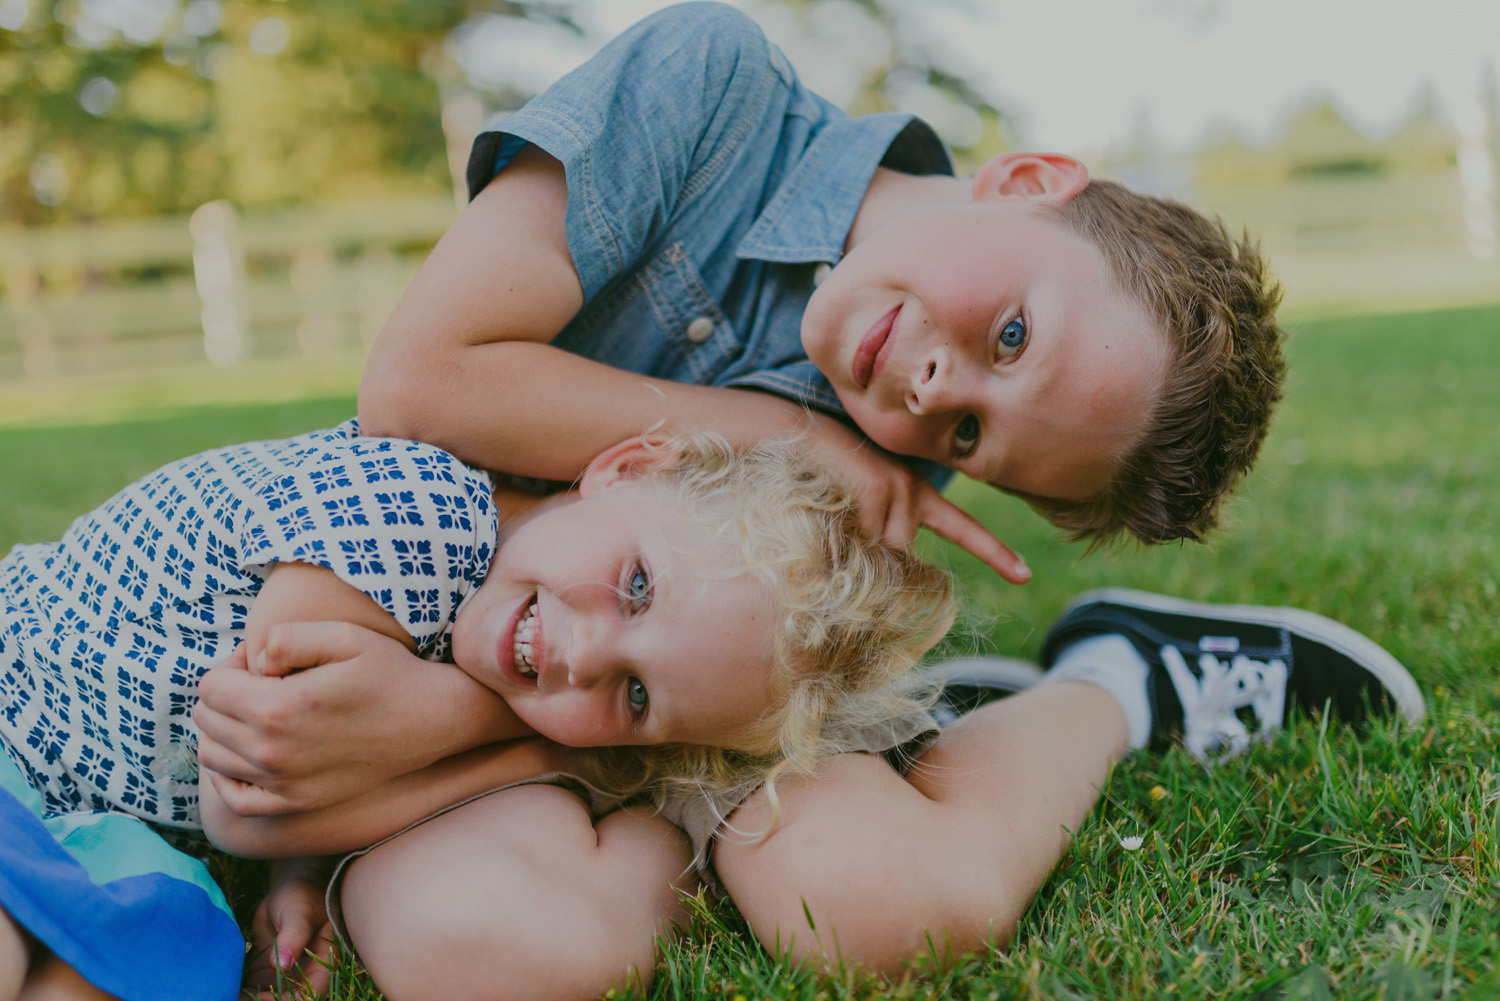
left=1023, top=179, right=1287, bottom=545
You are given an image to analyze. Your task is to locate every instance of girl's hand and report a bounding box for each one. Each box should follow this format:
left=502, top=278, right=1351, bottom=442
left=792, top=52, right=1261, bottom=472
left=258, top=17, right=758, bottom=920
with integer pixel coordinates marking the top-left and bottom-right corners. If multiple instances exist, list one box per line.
left=804, top=412, right=1031, bottom=584
left=244, top=857, right=338, bottom=1000
left=195, top=624, right=534, bottom=815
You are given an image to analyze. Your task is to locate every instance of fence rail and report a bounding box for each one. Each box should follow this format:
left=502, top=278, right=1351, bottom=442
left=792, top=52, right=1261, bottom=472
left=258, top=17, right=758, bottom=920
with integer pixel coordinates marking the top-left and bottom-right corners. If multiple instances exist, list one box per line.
left=2, top=171, right=1498, bottom=389
left=0, top=196, right=457, bottom=384
left=1196, top=171, right=1500, bottom=315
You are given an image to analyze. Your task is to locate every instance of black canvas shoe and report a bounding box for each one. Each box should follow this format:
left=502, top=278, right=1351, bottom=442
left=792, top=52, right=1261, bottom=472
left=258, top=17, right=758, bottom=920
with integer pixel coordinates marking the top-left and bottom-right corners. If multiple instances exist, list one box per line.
left=923, top=656, right=1044, bottom=727
left=1040, top=588, right=1425, bottom=761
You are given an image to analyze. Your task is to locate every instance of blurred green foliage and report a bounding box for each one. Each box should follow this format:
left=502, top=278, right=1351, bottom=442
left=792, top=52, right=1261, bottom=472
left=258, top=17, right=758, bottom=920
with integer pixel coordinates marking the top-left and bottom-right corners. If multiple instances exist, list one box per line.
left=0, top=0, right=1004, bottom=226
left=0, top=0, right=547, bottom=224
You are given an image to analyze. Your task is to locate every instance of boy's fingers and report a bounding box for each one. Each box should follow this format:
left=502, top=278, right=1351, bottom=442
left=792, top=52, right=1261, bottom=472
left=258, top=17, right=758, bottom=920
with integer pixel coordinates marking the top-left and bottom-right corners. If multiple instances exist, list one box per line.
left=917, top=492, right=1031, bottom=584
left=877, top=494, right=919, bottom=550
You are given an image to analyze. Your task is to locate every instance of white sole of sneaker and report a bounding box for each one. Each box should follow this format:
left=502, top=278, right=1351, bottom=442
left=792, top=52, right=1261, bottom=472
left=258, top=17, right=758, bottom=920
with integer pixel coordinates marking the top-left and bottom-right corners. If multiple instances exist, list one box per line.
left=1058, top=588, right=1427, bottom=722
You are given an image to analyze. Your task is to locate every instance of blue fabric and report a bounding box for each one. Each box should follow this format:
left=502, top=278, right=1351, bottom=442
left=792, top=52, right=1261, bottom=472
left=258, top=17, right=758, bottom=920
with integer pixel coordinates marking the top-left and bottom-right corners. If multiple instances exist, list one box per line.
left=0, top=752, right=242, bottom=1001
left=466, top=1, right=954, bottom=489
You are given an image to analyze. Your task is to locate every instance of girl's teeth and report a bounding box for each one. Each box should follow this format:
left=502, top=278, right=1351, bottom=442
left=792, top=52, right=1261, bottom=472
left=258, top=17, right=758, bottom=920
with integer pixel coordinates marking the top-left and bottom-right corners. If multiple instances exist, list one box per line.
left=512, top=598, right=539, bottom=677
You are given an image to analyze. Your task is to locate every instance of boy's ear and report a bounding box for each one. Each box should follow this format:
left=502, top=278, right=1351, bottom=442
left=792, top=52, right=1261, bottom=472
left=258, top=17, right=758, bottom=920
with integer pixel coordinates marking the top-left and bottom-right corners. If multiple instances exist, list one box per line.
left=578, top=435, right=682, bottom=495
left=971, top=152, right=1089, bottom=206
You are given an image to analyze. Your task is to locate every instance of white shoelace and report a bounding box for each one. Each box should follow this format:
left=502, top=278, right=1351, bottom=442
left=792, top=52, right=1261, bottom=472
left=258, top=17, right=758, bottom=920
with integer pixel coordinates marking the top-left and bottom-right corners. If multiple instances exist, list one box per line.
left=1160, top=644, right=1288, bottom=762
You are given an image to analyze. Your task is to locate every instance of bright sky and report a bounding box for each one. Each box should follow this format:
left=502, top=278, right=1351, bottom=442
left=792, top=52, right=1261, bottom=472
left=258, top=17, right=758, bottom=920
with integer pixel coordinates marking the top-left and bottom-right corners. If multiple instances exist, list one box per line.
left=456, top=0, right=1500, bottom=156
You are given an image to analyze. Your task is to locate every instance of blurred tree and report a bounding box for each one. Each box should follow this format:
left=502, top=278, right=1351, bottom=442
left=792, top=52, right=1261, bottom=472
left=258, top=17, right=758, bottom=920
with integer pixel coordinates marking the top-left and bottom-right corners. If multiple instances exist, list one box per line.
left=0, top=0, right=1001, bottom=225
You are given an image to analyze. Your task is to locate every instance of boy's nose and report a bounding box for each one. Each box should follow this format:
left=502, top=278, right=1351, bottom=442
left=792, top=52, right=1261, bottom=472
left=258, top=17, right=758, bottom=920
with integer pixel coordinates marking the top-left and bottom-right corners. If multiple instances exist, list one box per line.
left=907, top=348, right=960, bottom=415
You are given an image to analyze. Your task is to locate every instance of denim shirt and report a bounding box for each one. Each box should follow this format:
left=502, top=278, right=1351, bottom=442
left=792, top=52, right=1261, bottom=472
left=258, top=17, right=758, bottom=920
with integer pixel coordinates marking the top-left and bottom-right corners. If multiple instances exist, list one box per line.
left=466, top=1, right=954, bottom=487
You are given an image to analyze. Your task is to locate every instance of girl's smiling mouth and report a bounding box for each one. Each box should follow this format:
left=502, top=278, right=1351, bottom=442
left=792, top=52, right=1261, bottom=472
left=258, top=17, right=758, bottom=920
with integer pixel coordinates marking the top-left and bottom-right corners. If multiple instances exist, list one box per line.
left=852, top=304, right=900, bottom=389
left=499, top=593, right=542, bottom=686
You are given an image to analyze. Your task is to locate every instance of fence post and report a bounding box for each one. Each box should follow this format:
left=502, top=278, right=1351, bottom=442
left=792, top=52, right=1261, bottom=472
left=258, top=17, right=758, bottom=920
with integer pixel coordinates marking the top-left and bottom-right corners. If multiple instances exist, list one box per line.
left=356, top=246, right=401, bottom=347
left=291, top=241, right=340, bottom=357
left=0, top=238, right=58, bottom=381
left=190, top=200, right=250, bottom=365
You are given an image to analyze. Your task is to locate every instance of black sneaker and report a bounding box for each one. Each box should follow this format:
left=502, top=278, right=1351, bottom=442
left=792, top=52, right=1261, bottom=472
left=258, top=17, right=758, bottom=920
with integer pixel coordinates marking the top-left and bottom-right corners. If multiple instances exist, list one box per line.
left=923, top=656, right=1044, bottom=727
left=1040, top=588, right=1425, bottom=761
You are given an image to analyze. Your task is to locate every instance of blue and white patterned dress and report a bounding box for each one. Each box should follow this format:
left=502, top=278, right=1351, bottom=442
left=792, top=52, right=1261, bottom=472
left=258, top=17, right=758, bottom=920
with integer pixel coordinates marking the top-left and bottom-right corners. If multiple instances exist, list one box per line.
left=0, top=419, right=497, bottom=1000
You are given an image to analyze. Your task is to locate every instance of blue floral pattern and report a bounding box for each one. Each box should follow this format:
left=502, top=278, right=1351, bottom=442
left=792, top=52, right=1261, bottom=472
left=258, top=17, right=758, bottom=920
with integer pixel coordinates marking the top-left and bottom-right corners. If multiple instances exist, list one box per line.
left=0, top=420, right=496, bottom=835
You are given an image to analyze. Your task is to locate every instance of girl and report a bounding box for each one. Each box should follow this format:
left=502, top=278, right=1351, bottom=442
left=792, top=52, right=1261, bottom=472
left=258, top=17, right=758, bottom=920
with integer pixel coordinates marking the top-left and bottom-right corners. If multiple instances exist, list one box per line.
left=0, top=422, right=953, bottom=1001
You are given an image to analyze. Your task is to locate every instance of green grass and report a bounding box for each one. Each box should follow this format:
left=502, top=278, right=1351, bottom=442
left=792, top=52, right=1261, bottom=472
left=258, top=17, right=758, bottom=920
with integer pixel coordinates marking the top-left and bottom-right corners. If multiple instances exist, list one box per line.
left=2, top=303, right=1497, bottom=1000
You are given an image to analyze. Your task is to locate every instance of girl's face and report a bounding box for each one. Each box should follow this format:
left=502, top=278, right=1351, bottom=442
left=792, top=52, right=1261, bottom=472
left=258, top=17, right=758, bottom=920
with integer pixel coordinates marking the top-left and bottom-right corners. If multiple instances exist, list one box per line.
left=451, top=460, right=778, bottom=750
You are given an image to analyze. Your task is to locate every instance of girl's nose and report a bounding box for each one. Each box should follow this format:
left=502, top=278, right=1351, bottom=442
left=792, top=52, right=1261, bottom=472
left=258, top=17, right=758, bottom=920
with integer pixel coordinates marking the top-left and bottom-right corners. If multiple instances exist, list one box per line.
left=564, top=615, right=615, bottom=688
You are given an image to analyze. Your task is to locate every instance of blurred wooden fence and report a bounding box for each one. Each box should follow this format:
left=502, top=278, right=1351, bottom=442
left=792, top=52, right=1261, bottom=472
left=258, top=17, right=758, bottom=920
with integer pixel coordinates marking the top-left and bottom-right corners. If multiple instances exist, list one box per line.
left=0, top=197, right=456, bottom=384
left=2, top=171, right=1498, bottom=388
left=1199, top=170, right=1500, bottom=317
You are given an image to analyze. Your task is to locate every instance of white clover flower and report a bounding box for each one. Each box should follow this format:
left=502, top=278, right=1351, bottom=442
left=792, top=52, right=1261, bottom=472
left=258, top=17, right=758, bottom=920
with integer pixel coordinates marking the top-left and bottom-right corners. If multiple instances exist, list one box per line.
left=1119, top=835, right=1144, bottom=851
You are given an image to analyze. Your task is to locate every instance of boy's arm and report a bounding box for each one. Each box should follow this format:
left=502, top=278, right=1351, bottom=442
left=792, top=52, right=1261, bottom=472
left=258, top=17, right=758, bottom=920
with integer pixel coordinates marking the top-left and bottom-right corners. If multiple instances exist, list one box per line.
left=195, top=562, right=534, bottom=815
left=200, top=738, right=571, bottom=859
left=361, top=147, right=821, bottom=477
left=359, top=147, right=1027, bottom=581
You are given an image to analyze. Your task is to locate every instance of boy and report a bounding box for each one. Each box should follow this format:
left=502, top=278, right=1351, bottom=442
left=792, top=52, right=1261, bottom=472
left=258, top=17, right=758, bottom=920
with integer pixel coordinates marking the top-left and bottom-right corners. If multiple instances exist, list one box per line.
left=204, top=4, right=1422, bottom=992
left=356, top=6, right=1285, bottom=573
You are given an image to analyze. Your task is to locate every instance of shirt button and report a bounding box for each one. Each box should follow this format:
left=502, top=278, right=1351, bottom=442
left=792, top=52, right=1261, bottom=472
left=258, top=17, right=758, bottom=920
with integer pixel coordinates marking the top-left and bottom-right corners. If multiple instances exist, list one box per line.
left=685, top=317, right=716, bottom=343
left=812, top=262, right=833, bottom=286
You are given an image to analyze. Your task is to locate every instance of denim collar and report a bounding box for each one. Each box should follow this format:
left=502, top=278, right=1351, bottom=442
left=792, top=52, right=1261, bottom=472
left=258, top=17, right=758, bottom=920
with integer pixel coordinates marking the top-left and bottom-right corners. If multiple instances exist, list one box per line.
left=736, top=113, right=954, bottom=265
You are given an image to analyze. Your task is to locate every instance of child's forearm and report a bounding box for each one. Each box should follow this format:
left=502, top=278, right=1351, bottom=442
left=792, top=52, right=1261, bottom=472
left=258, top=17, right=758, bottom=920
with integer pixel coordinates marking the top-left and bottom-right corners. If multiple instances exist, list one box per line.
left=197, top=635, right=535, bottom=814
left=362, top=339, right=818, bottom=480
left=199, top=563, right=535, bottom=816
left=201, top=739, right=573, bottom=859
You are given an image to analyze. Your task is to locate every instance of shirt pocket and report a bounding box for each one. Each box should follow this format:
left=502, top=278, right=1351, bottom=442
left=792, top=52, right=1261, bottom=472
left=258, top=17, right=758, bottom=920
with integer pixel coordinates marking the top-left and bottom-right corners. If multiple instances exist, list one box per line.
left=560, top=242, right=742, bottom=386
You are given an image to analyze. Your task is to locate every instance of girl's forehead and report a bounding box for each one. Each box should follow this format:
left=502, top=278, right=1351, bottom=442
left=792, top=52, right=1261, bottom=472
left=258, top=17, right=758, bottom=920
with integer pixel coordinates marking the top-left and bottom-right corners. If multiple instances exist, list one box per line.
left=618, top=483, right=745, bottom=565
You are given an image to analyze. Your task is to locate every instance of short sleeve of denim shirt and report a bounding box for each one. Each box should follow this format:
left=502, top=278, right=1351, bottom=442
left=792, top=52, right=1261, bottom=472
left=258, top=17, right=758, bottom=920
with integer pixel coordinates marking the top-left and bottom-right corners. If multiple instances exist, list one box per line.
left=467, top=2, right=784, bottom=303
left=465, top=2, right=955, bottom=491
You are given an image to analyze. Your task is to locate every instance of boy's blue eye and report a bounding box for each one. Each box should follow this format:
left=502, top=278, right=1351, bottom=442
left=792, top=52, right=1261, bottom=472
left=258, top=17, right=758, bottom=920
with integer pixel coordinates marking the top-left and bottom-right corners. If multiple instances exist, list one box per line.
left=626, top=564, right=652, bottom=612
left=954, top=414, right=981, bottom=455
left=998, top=317, right=1027, bottom=356
left=626, top=677, right=649, bottom=714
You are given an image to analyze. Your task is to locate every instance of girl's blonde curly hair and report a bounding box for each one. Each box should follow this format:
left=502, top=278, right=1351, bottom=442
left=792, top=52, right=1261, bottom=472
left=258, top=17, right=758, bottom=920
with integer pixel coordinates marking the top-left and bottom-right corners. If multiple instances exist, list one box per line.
left=586, top=431, right=955, bottom=833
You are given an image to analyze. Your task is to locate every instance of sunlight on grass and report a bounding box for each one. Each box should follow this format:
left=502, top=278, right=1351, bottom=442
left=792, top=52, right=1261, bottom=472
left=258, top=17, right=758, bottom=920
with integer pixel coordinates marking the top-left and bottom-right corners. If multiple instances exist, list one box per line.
left=0, top=353, right=364, bottom=431
left=1, top=303, right=1496, bottom=1000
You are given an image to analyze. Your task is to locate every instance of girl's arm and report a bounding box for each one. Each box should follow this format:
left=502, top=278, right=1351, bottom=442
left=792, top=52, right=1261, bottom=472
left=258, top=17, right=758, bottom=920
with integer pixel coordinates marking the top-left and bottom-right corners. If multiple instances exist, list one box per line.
left=242, top=855, right=339, bottom=997
left=358, top=146, right=1027, bottom=580
left=200, top=737, right=573, bottom=859
left=196, top=561, right=535, bottom=815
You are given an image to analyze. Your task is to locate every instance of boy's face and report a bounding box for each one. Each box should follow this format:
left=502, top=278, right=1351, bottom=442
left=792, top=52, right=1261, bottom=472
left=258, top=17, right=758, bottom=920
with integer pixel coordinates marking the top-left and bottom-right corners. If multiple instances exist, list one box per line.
left=801, top=199, right=1168, bottom=502
left=451, top=478, right=778, bottom=750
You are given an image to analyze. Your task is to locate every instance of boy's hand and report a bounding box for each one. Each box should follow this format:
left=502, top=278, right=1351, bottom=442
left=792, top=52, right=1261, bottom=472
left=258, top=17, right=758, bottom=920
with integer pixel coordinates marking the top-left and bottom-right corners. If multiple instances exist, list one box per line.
left=195, top=624, right=532, bottom=815
left=806, top=413, right=1031, bottom=584
left=243, top=857, right=338, bottom=1000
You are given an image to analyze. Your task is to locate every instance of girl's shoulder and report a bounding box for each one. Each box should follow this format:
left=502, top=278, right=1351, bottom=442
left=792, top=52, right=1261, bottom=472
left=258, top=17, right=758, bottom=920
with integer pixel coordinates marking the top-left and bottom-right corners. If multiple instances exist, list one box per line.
left=233, top=419, right=493, bottom=498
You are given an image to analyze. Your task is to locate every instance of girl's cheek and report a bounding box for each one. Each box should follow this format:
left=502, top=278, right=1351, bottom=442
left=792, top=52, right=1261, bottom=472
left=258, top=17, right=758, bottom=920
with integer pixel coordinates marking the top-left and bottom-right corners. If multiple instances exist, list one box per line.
left=552, top=704, right=617, bottom=747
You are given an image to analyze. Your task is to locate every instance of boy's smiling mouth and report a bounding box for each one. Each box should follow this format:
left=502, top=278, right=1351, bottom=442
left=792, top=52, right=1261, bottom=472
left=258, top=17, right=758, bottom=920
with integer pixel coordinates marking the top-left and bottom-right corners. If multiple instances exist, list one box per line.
left=852, top=304, right=901, bottom=389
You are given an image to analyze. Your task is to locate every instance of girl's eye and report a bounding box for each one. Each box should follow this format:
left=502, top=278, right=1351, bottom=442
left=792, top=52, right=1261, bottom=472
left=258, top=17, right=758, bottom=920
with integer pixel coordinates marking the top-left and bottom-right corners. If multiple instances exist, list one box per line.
left=626, top=677, right=649, bottom=715
left=625, top=563, right=652, bottom=613
left=954, top=414, right=981, bottom=456
left=997, top=317, right=1027, bottom=358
